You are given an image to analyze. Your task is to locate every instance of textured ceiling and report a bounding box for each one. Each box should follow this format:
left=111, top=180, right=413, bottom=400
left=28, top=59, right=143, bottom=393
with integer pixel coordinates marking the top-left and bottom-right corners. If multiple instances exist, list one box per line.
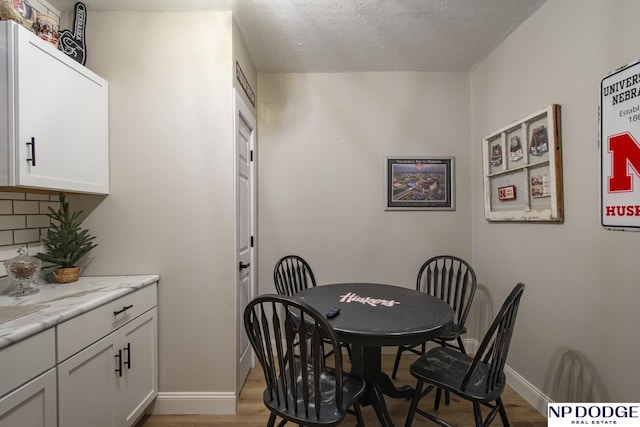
left=45, top=0, right=546, bottom=72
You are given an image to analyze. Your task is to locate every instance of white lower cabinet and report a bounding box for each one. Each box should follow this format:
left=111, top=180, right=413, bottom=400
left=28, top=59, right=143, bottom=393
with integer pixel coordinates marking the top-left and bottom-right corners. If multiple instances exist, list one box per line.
left=58, top=308, right=157, bottom=426
left=0, top=281, right=158, bottom=427
left=0, top=284, right=157, bottom=427
left=0, top=328, right=56, bottom=427
left=0, top=368, right=57, bottom=427
left=58, top=287, right=158, bottom=427
left=119, top=310, right=158, bottom=426
left=57, top=332, right=120, bottom=426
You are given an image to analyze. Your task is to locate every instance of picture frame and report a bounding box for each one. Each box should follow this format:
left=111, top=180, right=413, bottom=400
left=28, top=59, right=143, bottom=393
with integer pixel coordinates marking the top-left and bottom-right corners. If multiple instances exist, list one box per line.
left=384, top=156, right=455, bottom=211
left=482, top=104, right=563, bottom=222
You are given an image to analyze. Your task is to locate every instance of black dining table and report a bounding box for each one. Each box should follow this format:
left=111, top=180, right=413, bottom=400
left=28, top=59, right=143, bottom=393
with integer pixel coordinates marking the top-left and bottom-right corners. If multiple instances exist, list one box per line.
left=294, top=282, right=453, bottom=427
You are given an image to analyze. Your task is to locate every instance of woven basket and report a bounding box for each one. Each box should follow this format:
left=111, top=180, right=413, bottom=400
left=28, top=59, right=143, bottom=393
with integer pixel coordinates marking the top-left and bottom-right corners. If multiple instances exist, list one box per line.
left=53, top=267, right=81, bottom=283
left=1, top=0, right=36, bottom=30
left=0, top=1, right=24, bottom=25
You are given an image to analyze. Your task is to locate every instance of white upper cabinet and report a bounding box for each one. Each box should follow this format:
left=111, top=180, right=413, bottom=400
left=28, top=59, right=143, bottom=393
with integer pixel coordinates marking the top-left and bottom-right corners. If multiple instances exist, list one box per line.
left=0, top=21, right=109, bottom=195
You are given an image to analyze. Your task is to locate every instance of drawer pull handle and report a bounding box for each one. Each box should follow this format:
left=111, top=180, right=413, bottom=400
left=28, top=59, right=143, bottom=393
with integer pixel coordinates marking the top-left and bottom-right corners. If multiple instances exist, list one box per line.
left=114, top=304, right=133, bottom=316
left=115, top=349, right=123, bottom=377
left=124, top=343, right=131, bottom=370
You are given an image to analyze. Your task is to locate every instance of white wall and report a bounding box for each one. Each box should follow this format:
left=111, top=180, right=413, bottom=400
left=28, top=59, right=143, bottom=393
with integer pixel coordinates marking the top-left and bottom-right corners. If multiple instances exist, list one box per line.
left=233, top=19, right=257, bottom=117
left=471, top=0, right=640, bottom=404
left=257, top=72, right=471, bottom=292
left=55, top=0, right=640, bottom=413
left=74, top=11, right=240, bottom=400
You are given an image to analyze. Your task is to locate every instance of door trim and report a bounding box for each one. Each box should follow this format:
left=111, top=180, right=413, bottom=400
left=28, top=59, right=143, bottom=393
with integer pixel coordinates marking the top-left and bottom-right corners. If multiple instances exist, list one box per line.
left=233, top=88, right=257, bottom=398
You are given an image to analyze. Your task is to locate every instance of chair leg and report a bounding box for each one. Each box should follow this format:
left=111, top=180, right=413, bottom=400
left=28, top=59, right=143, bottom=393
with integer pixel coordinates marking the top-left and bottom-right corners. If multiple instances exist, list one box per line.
left=267, top=413, right=277, bottom=427
left=391, top=346, right=404, bottom=379
left=434, top=388, right=451, bottom=409
left=353, top=402, right=365, bottom=427
left=457, top=336, right=467, bottom=354
left=434, top=387, right=442, bottom=410
left=497, top=397, right=511, bottom=427
left=436, top=338, right=462, bottom=410
left=404, top=380, right=424, bottom=427
left=472, top=401, right=484, bottom=427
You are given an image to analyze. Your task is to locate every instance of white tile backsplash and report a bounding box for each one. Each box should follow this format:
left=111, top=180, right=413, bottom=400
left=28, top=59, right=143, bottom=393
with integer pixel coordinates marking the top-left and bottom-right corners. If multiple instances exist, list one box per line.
left=26, top=193, right=50, bottom=201
left=0, top=192, right=58, bottom=276
left=26, top=214, right=50, bottom=228
left=14, top=229, right=40, bottom=244
left=13, top=200, right=39, bottom=214
left=39, top=200, right=60, bottom=214
left=0, top=201, right=12, bottom=215
left=0, top=232, right=12, bottom=246
left=0, top=216, right=26, bottom=230
left=0, top=192, right=25, bottom=200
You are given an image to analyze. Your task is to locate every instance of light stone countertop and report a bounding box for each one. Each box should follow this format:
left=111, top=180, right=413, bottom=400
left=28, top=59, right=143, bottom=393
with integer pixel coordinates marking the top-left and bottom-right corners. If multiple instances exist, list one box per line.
left=0, top=274, right=160, bottom=350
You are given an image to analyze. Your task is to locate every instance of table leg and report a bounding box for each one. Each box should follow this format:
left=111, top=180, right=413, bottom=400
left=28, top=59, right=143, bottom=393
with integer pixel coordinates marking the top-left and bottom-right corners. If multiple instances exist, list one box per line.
left=350, top=344, right=415, bottom=427
left=368, top=377, right=394, bottom=426
left=378, top=372, right=414, bottom=398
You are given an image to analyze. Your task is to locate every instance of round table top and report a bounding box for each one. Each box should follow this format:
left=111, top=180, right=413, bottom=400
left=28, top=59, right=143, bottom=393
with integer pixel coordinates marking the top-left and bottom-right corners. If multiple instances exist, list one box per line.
left=294, top=283, right=454, bottom=346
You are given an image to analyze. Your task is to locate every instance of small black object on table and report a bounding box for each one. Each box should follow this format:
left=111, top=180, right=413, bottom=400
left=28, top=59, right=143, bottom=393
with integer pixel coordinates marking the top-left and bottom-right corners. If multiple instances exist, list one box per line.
left=294, top=282, right=453, bottom=427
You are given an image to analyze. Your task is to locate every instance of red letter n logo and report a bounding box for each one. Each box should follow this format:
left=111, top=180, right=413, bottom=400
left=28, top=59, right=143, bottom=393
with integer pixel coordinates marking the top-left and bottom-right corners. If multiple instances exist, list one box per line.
left=609, top=132, right=640, bottom=192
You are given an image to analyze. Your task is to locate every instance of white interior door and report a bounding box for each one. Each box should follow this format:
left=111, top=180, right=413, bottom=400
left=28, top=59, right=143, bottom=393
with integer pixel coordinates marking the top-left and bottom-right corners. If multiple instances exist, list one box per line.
left=235, top=89, right=256, bottom=396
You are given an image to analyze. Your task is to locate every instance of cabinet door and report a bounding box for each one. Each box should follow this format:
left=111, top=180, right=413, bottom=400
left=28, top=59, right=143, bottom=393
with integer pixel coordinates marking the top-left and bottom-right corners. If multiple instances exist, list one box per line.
left=0, top=368, right=56, bottom=427
left=57, top=333, right=119, bottom=427
left=119, top=308, right=158, bottom=426
left=58, top=308, right=158, bottom=427
left=13, top=24, right=109, bottom=194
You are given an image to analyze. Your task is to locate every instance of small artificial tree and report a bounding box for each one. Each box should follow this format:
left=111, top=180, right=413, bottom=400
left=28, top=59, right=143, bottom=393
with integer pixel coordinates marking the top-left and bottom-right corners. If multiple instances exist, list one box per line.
left=36, top=193, right=98, bottom=270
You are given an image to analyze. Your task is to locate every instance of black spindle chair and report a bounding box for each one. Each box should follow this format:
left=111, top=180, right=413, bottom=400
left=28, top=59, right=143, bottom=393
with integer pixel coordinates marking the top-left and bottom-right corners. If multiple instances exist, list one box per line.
left=404, top=282, right=525, bottom=427
left=244, top=294, right=365, bottom=427
left=391, top=255, right=477, bottom=409
left=274, top=255, right=351, bottom=360
left=274, top=255, right=317, bottom=296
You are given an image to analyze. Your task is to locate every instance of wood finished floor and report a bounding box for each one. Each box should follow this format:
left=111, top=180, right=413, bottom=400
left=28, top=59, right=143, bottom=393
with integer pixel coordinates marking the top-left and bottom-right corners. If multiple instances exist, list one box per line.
left=136, top=354, right=547, bottom=427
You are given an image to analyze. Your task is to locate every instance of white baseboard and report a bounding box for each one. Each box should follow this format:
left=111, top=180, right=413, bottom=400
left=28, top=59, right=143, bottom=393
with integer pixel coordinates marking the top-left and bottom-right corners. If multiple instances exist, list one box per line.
left=504, top=363, right=551, bottom=416
left=150, top=392, right=237, bottom=415
left=150, top=339, right=550, bottom=417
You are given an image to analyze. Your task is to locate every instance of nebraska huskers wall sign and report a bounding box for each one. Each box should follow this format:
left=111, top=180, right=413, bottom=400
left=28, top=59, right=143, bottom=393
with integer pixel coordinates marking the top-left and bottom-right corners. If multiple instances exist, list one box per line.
left=601, top=60, right=640, bottom=230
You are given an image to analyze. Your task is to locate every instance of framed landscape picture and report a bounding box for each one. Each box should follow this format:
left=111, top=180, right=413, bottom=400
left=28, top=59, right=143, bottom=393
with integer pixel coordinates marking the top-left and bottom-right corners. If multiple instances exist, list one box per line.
left=384, top=156, right=455, bottom=211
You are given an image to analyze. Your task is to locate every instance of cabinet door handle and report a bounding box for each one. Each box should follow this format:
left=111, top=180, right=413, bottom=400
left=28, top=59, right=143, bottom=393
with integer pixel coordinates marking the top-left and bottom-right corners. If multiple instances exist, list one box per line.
left=239, top=261, right=251, bottom=271
left=26, top=137, right=36, bottom=166
left=115, top=349, right=123, bottom=377
left=124, top=343, right=131, bottom=370
left=113, top=304, right=133, bottom=316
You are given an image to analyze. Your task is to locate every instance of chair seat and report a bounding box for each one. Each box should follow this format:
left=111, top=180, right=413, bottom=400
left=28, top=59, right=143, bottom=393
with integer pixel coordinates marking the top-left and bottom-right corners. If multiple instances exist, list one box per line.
left=436, top=322, right=466, bottom=341
left=264, top=363, right=366, bottom=425
left=410, top=347, right=505, bottom=403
